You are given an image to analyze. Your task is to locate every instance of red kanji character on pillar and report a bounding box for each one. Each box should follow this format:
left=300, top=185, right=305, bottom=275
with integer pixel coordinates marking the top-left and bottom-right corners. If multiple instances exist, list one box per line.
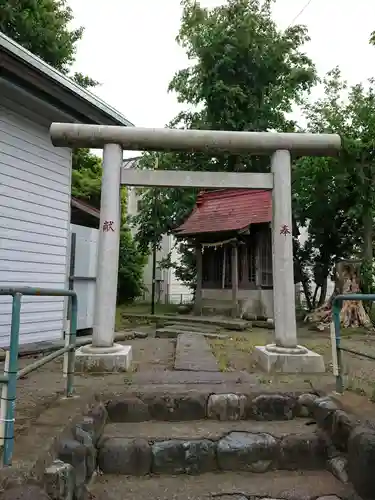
left=103, top=220, right=115, bottom=232
left=280, top=224, right=290, bottom=236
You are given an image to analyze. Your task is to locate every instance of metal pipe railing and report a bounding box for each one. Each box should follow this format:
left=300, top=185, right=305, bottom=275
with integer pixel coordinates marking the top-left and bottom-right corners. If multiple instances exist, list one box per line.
left=332, top=293, right=375, bottom=395
left=0, top=287, right=77, bottom=467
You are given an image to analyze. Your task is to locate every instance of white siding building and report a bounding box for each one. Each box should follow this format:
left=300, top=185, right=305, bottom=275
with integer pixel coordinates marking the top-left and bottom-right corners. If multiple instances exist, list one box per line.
left=125, top=160, right=192, bottom=304
left=0, top=32, right=132, bottom=347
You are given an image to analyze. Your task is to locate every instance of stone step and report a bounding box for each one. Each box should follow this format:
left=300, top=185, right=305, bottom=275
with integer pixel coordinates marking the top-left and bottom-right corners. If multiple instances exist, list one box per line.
left=123, top=313, right=250, bottom=331
left=91, top=470, right=349, bottom=499
left=174, top=333, right=219, bottom=372
left=156, top=327, right=228, bottom=339
left=131, top=369, right=254, bottom=385
left=103, top=417, right=315, bottom=440
left=97, top=419, right=330, bottom=476
left=164, top=322, right=221, bottom=332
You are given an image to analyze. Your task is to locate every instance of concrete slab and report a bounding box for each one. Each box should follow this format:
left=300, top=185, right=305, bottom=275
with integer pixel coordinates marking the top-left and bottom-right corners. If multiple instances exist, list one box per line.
left=123, top=313, right=250, bottom=330
left=174, top=333, right=219, bottom=372
left=164, top=323, right=220, bottom=333
left=254, top=345, right=325, bottom=373
left=156, top=327, right=227, bottom=339
left=75, top=344, right=133, bottom=373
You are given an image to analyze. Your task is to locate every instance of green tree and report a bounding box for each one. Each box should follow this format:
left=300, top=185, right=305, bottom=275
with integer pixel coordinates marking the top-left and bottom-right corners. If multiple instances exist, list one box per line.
left=0, top=0, right=144, bottom=299
left=295, top=68, right=375, bottom=310
left=0, top=0, right=98, bottom=87
left=117, top=229, right=145, bottom=303
left=134, top=0, right=317, bottom=287
left=71, top=149, right=103, bottom=209
left=72, top=154, right=145, bottom=302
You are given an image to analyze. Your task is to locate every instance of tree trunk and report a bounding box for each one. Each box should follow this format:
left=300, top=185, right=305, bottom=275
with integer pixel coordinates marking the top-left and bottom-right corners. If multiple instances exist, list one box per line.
left=362, top=208, right=373, bottom=314
left=312, top=285, right=319, bottom=309
left=318, top=277, right=328, bottom=307
left=301, top=278, right=312, bottom=310
left=304, top=260, right=372, bottom=329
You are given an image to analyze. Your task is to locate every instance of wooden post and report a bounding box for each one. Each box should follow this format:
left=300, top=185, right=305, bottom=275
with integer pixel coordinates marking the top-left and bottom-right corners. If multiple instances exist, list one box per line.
left=222, top=247, right=226, bottom=289
left=240, top=243, right=248, bottom=287
left=231, top=243, right=239, bottom=317
left=255, top=232, right=262, bottom=288
left=194, top=244, right=203, bottom=315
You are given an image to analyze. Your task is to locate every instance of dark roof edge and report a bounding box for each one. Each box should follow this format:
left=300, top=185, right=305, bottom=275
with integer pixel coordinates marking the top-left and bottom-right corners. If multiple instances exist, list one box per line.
left=71, top=197, right=100, bottom=219
left=0, top=31, right=134, bottom=127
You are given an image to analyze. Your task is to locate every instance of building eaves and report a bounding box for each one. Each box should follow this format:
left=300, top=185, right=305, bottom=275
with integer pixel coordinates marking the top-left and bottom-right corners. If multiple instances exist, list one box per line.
left=0, top=31, right=134, bottom=127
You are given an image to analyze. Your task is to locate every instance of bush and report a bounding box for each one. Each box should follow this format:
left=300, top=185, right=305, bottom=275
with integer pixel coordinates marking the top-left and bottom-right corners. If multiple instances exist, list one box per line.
left=117, top=229, right=145, bottom=303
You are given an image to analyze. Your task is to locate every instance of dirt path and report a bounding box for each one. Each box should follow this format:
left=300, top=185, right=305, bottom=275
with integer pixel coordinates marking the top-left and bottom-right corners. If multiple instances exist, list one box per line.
left=2, top=338, right=175, bottom=437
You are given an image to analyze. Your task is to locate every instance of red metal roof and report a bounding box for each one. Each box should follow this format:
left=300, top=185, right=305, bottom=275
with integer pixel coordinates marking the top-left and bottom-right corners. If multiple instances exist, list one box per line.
left=175, top=189, right=272, bottom=236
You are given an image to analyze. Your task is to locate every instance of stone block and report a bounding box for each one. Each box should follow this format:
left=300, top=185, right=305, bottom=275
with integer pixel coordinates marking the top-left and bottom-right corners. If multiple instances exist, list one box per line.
left=296, top=393, right=318, bottom=417
left=106, top=397, right=150, bottom=422
left=348, top=426, right=375, bottom=500
left=327, top=455, right=348, bottom=483
left=254, top=345, right=325, bottom=373
left=57, top=439, right=87, bottom=497
left=152, top=439, right=216, bottom=474
left=278, top=432, right=327, bottom=470
left=217, top=432, right=277, bottom=472
left=143, top=393, right=206, bottom=421
left=206, top=394, right=247, bottom=421
left=331, top=409, right=356, bottom=451
left=316, top=497, right=344, bottom=500
left=44, top=460, right=74, bottom=500
left=73, top=426, right=96, bottom=480
left=313, top=397, right=339, bottom=433
left=248, top=394, right=297, bottom=421
left=134, top=330, right=148, bottom=339
left=75, top=344, right=132, bottom=373
left=84, top=403, right=108, bottom=443
left=98, top=437, right=151, bottom=475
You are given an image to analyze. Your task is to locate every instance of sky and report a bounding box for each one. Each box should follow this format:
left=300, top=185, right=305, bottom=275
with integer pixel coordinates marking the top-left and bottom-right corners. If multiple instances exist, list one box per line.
left=68, top=0, right=375, bottom=144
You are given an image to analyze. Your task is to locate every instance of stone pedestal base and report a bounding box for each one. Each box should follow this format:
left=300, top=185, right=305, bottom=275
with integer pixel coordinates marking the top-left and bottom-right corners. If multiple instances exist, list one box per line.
left=75, top=343, right=132, bottom=373
left=254, top=344, right=325, bottom=373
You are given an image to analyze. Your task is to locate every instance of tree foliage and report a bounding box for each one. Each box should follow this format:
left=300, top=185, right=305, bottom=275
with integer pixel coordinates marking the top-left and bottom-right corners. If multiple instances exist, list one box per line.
left=72, top=149, right=103, bottom=209
left=294, top=67, right=375, bottom=307
left=0, top=0, right=98, bottom=87
left=133, top=0, right=317, bottom=287
left=0, top=0, right=144, bottom=302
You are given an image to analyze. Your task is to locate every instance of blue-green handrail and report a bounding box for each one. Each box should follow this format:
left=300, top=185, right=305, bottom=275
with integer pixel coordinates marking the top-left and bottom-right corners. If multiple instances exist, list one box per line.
left=0, top=287, right=78, bottom=467
left=332, top=293, right=375, bottom=395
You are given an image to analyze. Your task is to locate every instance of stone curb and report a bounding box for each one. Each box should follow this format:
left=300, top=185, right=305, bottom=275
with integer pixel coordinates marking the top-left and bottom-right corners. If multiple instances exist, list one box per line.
left=311, top=395, right=375, bottom=500
left=105, top=391, right=317, bottom=423
left=0, top=400, right=108, bottom=500
left=97, top=429, right=327, bottom=475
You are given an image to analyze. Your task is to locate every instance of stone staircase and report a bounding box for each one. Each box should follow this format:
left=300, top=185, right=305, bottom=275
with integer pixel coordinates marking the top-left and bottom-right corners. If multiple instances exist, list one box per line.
left=2, top=387, right=369, bottom=500
left=87, top=392, right=360, bottom=500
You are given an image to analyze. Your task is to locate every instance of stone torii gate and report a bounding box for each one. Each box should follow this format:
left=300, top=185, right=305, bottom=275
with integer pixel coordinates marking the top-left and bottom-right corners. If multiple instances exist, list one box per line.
left=50, top=124, right=341, bottom=373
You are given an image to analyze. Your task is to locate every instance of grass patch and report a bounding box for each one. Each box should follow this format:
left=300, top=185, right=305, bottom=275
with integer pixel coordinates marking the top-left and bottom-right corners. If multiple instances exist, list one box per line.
left=209, top=331, right=267, bottom=372
left=115, top=302, right=184, bottom=330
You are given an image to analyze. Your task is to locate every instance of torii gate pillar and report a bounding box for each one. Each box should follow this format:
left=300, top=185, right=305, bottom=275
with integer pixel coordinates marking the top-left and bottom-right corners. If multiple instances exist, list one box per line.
left=50, top=124, right=340, bottom=373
